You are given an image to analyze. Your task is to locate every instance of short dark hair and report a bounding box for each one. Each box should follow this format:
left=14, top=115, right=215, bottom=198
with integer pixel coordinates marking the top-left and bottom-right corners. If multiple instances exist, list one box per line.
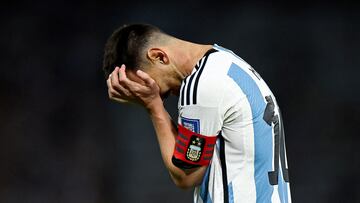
left=102, top=24, right=163, bottom=78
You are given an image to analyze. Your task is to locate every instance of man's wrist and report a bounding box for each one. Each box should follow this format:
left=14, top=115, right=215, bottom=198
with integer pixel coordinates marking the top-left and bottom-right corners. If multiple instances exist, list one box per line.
left=145, top=96, right=164, bottom=115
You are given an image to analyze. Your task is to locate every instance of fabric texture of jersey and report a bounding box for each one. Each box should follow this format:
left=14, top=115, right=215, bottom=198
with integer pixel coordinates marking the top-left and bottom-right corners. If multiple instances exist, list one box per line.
left=177, top=44, right=291, bottom=203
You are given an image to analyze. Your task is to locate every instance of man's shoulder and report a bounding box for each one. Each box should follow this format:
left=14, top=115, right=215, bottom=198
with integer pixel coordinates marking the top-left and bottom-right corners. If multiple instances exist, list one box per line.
left=178, top=45, right=249, bottom=108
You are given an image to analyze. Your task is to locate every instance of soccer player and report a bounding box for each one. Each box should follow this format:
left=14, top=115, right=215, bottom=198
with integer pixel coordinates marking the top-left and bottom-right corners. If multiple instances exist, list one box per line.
left=103, top=24, right=291, bottom=203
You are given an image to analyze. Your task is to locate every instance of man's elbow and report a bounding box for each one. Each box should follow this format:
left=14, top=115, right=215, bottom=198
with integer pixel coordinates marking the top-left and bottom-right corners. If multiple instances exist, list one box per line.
left=172, top=178, right=197, bottom=190
left=168, top=161, right=205, bottom=189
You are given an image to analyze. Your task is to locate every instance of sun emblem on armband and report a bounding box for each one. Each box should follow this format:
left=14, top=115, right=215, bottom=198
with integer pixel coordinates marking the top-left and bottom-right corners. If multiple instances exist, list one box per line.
left=186, top=135, right=205, bottom=162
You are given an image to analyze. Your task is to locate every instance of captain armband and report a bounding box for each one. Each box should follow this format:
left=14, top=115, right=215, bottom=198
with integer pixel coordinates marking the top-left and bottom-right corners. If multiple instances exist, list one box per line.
left=172, top=124, right=217, bottom=169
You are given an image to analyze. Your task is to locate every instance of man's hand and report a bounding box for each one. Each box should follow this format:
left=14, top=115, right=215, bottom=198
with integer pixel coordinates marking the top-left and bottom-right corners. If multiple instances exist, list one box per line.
left=106, top=65, right=205, bottom=189
left=106, top=64, right=162, bottom=111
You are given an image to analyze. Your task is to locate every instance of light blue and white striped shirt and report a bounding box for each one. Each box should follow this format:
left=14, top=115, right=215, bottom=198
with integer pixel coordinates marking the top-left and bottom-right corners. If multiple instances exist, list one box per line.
left=178, top=45, right=291, bottom=203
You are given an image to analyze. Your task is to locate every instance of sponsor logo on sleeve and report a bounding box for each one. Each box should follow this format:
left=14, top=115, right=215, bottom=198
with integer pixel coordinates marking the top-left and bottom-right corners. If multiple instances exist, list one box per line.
left=180, top=117, right=200, bottom=133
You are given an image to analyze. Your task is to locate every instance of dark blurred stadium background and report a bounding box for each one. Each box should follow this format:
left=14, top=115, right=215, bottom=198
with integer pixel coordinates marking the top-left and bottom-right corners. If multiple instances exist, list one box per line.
left=1, top=1, right=359, bottom=202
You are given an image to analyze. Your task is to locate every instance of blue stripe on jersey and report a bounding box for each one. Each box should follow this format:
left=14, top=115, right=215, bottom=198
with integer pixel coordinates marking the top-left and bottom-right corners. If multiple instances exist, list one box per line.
left=200, top=166, right=212, bottom=203
left=229, top=182, right=234, bottom=203
left=227, top=63, right=274, bottom=203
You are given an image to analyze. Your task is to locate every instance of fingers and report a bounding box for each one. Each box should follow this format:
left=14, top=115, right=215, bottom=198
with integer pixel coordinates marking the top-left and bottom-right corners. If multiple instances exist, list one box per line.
left=118, top=65, right=143, bottom=92
left=105, top=64, right=161, bottom=107
left=110, top=66, right=120, bottom=90
left=136, top=69, right=156, bottom=87
left=107, top=64, right=156, bottom=100
left=108, top=66, right=130, bottom=94
left=118, top=65, right=133, bottom=85
left=107, top=77, right=122, bottom=98
left=107, top=67, right=131, bottom=100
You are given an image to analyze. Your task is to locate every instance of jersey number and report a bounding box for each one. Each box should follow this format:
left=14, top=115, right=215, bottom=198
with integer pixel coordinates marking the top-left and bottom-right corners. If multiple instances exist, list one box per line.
left=263, top=95, right=290, bottom=185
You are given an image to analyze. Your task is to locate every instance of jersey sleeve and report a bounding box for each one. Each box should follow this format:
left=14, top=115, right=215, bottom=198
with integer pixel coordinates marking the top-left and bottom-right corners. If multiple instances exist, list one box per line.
left=172, top=105, right=222, bottom=169
left=171, top=49, right=231, bottom=169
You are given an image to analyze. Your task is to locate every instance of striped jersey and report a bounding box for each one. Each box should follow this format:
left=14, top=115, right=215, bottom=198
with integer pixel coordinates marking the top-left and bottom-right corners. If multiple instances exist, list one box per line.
left=177, top=44, right=291, bottom=203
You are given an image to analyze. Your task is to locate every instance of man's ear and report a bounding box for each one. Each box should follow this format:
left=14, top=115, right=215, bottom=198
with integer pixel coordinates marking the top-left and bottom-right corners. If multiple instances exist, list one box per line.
left=147, top=48, right=169, bottom=65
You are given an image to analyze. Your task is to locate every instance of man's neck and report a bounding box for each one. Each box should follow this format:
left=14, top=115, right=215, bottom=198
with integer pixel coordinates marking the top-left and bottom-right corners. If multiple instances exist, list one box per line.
left=178, top=41, right=213, bottom=77
left=166, top=39, right=213, bottom=96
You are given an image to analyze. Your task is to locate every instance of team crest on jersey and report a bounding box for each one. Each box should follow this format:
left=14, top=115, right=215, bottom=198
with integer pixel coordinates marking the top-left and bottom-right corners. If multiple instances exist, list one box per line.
left=186, top=135, right=205, bottom=162
left=181, top=117, right=200, bottom=133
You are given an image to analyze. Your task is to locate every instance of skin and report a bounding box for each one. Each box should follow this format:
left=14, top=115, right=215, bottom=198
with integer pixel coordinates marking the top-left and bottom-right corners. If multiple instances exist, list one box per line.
left=106, top=35, right=213, bottom=189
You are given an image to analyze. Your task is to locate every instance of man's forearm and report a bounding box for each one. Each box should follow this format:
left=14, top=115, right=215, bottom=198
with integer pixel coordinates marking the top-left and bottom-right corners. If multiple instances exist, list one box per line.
left=147, top=98, right=206, bottom=188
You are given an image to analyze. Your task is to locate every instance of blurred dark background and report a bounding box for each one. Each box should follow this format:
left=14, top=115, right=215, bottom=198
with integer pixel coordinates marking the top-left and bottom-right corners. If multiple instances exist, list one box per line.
left=1, top=1, right=359, bottom=202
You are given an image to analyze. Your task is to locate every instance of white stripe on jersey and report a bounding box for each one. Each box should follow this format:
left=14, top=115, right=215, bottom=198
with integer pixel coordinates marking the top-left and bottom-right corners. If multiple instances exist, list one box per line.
left=226, top=85, right=256, bottom=203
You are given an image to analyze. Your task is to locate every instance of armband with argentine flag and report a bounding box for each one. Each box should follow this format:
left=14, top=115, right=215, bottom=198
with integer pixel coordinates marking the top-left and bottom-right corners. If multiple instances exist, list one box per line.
left=172, top=124, right=217, bottom=169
